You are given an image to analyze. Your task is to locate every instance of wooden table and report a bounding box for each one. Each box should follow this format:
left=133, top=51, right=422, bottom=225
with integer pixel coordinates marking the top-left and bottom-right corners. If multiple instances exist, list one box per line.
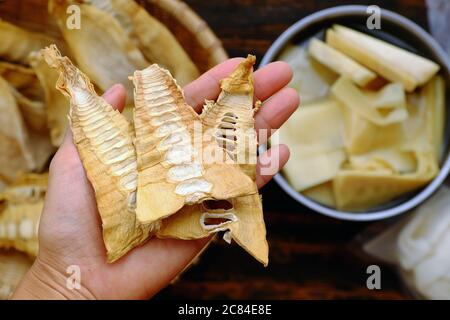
left=155, top=0, right=430, bottom=300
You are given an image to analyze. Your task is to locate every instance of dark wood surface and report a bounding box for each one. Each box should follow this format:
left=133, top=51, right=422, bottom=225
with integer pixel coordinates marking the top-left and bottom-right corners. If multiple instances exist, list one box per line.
left=155, top=0, right=431, bottom=300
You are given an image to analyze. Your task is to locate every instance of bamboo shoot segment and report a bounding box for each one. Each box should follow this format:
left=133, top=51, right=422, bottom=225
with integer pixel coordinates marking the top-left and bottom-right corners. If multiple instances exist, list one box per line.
left=132, top=64, right=256, bottom=225
left=0, top=71, right=54, bottom=171
left=303, top=182, right=336, bottom=207
left=0, top=76, right=36, bottom=182
left=9, top=85, right=47, bottom=133
left=286, top=147, right=346, bottom=191
left=326, top=25, right=440, bottom=92
left=0, top=173, right=47, bottom=258
left=158, top=57, right=269, bottom=265
left=349, top=149, right=417, bottom=174
left=49, top=0, right=149, bottom=102
left=0, top=201, right=42, bottom=257
left=0, top=19, right=56, bottom=64
left=201, top=55, right=258, bottom=178
left=0, top=250, right=33, bottom=300
left=203, top=57, right=267, bottom=265
left=0, top=173, right=48, bottom=203
left=423, top=76, right=446, bottom=161
left=29, top=52, right=70, bottom=147
left=334, top=152, right=438, bottom=211
left=157, top=204, right=210, bottom=240
left=332, top=77, right=408, bottom=126
left=226, top=195, right=268, bottom=266
left=278, top=99, right=345, bottom=155
left=278, top=44, right=337, bottom=103
left=278, top=98, right=346, bottom=191
left=41, top=45, right=154, bottom=262
left=309, top=38, right=377, bottom=87
left=277, top=24, right=444, bottom=212
left=89, top=0, right=199, bottom=86
left=0, top=62, right=38, bottom=91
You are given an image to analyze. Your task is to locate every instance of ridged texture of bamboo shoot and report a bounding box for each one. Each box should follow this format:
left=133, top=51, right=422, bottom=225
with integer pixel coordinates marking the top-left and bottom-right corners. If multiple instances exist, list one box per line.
left=41, top=45, right=155, bottom=262
left=132, top=64, right=257, bottom=226
left=158, top=56, right=268, bottom=265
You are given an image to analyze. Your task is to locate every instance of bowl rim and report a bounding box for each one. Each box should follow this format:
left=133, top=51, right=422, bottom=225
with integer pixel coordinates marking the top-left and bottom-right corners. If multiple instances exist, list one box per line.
left=259, top=5, right=450, bottom=221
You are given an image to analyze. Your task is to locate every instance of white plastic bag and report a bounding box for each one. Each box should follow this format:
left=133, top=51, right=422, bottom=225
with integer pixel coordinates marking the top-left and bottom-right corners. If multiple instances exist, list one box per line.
left=364, top=186, right=450, bottom=299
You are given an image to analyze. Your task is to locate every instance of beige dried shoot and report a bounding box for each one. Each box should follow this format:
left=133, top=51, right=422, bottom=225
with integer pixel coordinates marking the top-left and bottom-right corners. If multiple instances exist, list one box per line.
left=158, top=56, right=268, bottom=265
left=88, top=0, right=199, bottom=86
left=0, top=173, right=48, bottom=257
left=42, top=46, right=267, bottom=265
left=48, top=0, right=149, bottom=103
left=0, top=19, right=57, bottom=64
left=41, top=46, right=154, bottom=262
left=0, top=250, right=33, bottom=300
left=0, top=76, right=36, bottom=182
left=132, top=64, right=257, bottom=225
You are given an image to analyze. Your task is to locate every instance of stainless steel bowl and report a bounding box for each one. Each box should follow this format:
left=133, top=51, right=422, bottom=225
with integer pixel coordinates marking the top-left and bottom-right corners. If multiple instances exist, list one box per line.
left=259, top=5, right=450, bottom=221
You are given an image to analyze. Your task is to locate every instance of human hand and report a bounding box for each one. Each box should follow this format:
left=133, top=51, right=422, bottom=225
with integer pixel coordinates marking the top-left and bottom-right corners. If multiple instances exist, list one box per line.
left=12, top=58, right=299, bottom=300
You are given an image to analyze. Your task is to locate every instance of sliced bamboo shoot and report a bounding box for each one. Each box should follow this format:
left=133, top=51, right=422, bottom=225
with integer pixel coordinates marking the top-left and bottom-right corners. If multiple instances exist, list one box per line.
left=326, top=25, right=440, bottom=92
left=332, top=77, right=408, bottom=126
left=333, top=152, right=438, bottom=211
left=309, top=38, right=377, bottom=87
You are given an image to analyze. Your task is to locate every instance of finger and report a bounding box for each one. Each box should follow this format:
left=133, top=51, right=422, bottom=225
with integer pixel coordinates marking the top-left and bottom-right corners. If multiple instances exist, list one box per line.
left=184, top=60, right=293, bottom=112
left=256, top=144, right=290, bottom=188
left=105, top=237, right=212, bottom=298
left=183, top=58, right=244, bottom=111
left=255, top=87, right=299, bottom=144
left=59, top=84, right=127, bottom=148
left=253, top=61, right=293, bottom=102
left=102, top=83, right=127, bottom=113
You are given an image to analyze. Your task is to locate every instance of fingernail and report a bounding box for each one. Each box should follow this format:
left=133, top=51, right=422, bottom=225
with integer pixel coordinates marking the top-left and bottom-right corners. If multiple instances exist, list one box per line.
left=103, top=84, right=119, bottom=99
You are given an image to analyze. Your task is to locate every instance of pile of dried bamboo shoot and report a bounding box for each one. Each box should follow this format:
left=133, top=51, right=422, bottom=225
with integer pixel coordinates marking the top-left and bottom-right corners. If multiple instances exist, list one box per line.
left=0, top=0, right=202, bottom=299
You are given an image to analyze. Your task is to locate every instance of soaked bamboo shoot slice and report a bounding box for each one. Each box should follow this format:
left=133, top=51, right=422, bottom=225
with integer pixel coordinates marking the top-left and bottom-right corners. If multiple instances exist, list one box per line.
left=332, top=77, right=408, bottom=126
left=333, top=151, right=438, bottom=211
left=326, top=25, right=440, bottom=92
left=423, top=76, right=446, bottom=161
left=303, top=182, right=336, bottom=208
left=309, top=38, right=377, bottom=87
left=278, top=98, right=345, bottom=156
left=285, top=147, right=346, bottom=192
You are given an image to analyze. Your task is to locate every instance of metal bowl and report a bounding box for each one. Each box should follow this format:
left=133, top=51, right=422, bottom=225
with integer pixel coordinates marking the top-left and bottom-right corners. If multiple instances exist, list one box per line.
left=259, top=5, right=450, bottom=221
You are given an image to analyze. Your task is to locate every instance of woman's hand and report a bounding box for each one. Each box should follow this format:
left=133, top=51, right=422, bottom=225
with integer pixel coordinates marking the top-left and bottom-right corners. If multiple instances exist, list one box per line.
left=12, top=58, right=299, bottom=300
